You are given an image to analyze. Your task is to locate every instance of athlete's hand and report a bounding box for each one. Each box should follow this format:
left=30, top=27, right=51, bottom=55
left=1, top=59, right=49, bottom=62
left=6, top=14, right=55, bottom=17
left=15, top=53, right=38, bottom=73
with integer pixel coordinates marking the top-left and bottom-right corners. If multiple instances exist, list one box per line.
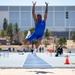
left=32, top=1, right=36, bottom=6
left=45, top=2, right=49, bottom=6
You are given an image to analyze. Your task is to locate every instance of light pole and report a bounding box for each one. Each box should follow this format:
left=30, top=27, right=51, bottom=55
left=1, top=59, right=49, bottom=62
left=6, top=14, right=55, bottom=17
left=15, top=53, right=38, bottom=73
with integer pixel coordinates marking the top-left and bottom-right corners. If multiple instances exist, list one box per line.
left=69, top=28, right=72, bottom=40
left=69, top=22, right=72, bottom=40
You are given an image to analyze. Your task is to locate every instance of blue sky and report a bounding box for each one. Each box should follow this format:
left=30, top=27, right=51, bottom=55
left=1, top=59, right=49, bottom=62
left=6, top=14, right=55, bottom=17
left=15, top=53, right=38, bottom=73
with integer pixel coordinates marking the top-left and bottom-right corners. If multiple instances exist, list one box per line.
left=0, top=0, right=75, bottom=6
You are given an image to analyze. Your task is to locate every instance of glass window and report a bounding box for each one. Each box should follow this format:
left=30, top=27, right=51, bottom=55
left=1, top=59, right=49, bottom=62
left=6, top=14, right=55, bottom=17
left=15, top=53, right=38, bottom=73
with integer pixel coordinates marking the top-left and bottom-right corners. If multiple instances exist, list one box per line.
left=35, top=6, right=42, bottom=11
left=9, top=12, right=19, bottom=19
left=46, top=12, right=53, bottom=26
left=69, top=20, right=75, bottom=26
left=0, top=6, right=8, bottom=11
left=66, top=6, right=75, bottom=11
left=55, top=6, right=64, bottom=11
left=55, top=12, right=65, bottom=26
left=21, top=12, right=31, bottom=26
left=69, top=12, right=75, bottom=19
left=9, top=12, right=19, bottom=24
left=66, top=12, right=75, bottom=26
left=43, top=6, right=53, bottom=11
left=69, top=12, right=75, bottom=26
left=9, top=6, right=19, bottom=11
left=21, top=6, right=31, bottom=11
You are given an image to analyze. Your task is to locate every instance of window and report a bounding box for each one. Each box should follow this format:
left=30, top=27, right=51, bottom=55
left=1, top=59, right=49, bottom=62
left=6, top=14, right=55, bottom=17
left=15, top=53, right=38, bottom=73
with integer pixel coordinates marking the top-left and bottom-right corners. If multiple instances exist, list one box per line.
left=55, top=12, right=65, bottom=26
left=9, top=12, right=19, bottom=25
left=21, top=6, right=31, bottom=11
left=21, top=12, right=31, bottom=26
left=0, top=6, right=8, bottom=11
left=46, top=12, right=53, bottom=26
left=9, top=6, right=19, bottom=11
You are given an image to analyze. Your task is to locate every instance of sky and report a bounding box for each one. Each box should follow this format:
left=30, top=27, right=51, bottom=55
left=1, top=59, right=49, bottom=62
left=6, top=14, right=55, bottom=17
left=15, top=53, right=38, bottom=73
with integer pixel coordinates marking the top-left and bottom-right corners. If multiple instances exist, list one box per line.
left=0, top=0, right=75, bottom=6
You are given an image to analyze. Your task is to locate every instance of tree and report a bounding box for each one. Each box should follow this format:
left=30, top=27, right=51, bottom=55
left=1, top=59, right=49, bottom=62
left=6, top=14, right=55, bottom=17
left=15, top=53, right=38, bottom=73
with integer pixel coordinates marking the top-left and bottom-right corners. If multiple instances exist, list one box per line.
left=58, top=38, right=63, bottom=46
left=6, top=23, right=13, bottom=44
left=44, top=28, right=51, bottom=38
left=44, top=28, right=52, bottom=46
left=71, top=31, right=75, bottom=47
left=58, top=37, right=67, bottom=47
left=63, top=37, right=67, bottom=45
left=72, top=31, right=75, bottom=42
left=13, top=23, right=20, bottom=44
left=3, top=18, right=8, bottom=31
left=0, top=29, right=6, bottom=38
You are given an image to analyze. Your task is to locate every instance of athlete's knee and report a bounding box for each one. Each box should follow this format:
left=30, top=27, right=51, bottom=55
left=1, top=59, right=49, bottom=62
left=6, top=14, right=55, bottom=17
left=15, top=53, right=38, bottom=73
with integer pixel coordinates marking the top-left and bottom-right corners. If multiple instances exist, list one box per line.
left=37, top=39, right=41, bottom=44
left=35, top=42, right=41, bottom=49
left=24, top=40, right=30, bottom=45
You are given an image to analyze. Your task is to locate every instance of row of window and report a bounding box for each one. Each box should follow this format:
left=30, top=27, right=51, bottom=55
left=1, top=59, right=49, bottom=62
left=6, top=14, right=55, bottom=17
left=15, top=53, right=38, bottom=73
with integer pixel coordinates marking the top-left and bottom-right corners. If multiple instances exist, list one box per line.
left=0, top=6, right=75, bottom=11
left=9, top=11, right=75, bottom=27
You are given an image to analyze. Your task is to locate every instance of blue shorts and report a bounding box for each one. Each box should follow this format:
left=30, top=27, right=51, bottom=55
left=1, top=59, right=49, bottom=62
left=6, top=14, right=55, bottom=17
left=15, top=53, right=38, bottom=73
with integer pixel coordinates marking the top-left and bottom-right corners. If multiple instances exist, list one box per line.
left=26, top=32, right=44, bottom=42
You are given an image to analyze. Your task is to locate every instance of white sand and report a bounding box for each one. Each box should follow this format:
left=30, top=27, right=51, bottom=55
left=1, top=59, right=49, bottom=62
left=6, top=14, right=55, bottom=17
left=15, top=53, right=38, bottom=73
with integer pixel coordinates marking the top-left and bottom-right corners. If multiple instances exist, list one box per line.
left=0, top=69, right=75, bottom=75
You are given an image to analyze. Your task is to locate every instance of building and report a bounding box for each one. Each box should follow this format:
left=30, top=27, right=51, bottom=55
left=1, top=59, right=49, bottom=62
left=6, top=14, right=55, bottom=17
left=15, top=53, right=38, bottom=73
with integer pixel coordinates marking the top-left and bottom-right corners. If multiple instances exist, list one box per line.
left=0, top=0, right=75, bottom=39
left=0, top=38, right=6, bottom=45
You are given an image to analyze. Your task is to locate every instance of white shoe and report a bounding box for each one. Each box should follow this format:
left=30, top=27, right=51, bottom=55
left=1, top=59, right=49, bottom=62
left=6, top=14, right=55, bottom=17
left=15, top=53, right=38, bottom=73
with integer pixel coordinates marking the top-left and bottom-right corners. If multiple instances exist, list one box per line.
left=33, top=50, right=36, bottom=56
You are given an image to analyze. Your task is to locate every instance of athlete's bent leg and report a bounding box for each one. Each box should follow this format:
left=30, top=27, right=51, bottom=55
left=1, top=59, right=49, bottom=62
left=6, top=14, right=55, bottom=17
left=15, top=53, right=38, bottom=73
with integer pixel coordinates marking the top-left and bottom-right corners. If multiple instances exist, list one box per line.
left=33, top=39, right=42, bottom=56
left=24, top=39, right=30, bottom=45
left=36, top=39, right=42, bottom=49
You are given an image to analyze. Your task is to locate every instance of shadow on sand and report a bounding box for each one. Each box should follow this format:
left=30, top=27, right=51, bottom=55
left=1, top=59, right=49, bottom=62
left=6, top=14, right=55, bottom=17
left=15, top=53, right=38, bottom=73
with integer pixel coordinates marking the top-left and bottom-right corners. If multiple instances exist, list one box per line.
left=26, top=70, right=54, bottom=74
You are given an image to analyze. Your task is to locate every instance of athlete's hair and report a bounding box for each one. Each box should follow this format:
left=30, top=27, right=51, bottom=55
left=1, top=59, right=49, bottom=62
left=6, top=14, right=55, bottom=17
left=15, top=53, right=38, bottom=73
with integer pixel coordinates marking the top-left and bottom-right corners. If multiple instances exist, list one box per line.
left=37, top=14, right=42, bottom=20
left=37, top=14, right=41, bottom=17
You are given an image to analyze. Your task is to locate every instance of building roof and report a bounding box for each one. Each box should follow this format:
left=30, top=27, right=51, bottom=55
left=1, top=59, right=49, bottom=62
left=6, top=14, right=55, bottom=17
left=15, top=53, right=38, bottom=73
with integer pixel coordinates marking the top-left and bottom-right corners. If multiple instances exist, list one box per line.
left=0, top=0, right=75, bottom=6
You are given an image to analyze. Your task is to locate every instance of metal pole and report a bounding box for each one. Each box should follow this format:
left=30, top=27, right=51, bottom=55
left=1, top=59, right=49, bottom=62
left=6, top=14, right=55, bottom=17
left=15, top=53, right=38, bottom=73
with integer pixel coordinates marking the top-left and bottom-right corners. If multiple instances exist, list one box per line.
left=69, top=22, right=72, bottom=40
left=69, top=22, right=70, bottom=40
left=69, top=29, right=70, bottom=40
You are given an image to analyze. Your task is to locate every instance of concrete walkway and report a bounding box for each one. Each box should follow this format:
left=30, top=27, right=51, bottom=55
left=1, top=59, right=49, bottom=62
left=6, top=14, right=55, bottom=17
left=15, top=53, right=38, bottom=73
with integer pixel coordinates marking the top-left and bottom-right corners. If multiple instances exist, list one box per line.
left=0, top=52, right=75, bottom=68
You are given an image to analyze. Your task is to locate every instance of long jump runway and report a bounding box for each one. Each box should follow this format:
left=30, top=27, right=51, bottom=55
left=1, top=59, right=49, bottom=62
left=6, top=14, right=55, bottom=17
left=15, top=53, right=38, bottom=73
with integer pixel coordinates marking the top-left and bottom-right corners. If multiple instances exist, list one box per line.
left=23, top=54, right=52, bottom=68
left=0, top=52, right=75, bottom=68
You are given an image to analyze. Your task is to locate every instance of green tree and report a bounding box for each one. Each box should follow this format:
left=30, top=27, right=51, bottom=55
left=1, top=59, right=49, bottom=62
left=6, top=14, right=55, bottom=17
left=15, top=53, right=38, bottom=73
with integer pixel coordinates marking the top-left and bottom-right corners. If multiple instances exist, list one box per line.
left=63, top=37, right=67, bottom=45
left=58, top=37, right=67, bottom=46
left=6, top=23, right=13, bottom=44
left=44, top=28, right=51, bottom=37
left=58, top=38, right=63, bottom=46
left=0, top=29, right=6, bottom=38
left=72, top=31, right=75, bottom=42
left=71, top=31, right=75, bottom=47
left=13, top=23, right=20, bottom=44
left=3, top=18, right=8, bottom=31
left=44, top=28, right=52, bottom=46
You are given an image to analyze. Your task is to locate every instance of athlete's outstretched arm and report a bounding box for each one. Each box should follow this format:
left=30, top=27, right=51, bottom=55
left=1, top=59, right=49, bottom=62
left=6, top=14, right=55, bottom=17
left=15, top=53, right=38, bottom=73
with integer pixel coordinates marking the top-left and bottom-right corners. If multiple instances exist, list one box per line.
left=44, top=2, right=48, bottom=22
left=32, top=1, right=37, bottom=22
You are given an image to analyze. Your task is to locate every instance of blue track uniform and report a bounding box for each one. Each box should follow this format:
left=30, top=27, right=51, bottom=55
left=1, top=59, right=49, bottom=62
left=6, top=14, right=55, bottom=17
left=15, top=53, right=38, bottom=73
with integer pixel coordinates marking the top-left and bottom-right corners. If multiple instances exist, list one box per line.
left=26, top=20, right=46, bottom=42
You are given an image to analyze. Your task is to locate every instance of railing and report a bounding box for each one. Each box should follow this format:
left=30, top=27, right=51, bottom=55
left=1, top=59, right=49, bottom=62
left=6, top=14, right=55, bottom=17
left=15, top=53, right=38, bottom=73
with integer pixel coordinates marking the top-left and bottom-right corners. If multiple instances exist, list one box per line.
left=67, top=48, right=75, bottom=53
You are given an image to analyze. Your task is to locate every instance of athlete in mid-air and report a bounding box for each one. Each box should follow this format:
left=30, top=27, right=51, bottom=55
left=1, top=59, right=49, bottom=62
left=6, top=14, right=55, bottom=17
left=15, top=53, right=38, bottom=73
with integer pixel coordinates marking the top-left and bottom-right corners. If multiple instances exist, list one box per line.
left=24, top=1, right=48, bottom=55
